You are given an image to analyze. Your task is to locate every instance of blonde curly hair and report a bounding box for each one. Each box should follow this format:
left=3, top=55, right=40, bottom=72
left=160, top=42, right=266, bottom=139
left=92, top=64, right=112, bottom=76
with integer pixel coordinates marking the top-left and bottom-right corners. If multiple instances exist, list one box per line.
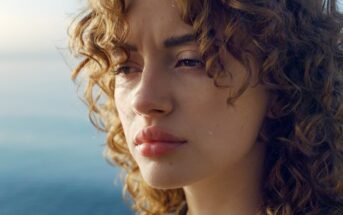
left=69, top=0, right=343, bottom=214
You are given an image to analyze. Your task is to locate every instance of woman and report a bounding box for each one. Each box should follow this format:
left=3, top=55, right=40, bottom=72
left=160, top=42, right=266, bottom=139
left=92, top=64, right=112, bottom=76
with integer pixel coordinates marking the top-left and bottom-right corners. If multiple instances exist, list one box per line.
left=69, top=0, right=343, bottom=214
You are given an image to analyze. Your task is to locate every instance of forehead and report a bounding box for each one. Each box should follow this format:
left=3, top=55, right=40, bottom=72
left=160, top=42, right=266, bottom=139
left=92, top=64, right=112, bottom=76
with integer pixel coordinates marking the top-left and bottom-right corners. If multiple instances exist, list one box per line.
left=123, top=0, right=193, bottom=48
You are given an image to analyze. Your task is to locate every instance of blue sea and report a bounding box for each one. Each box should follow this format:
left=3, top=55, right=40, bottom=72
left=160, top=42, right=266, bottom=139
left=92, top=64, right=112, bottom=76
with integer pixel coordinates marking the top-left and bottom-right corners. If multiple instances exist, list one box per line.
left=0, top=51, right=134, bottom=215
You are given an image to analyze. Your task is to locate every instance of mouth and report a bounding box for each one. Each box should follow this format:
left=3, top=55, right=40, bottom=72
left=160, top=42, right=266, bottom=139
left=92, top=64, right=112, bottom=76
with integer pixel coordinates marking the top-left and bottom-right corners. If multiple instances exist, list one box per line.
left=134, top=126, right=187, bottom=157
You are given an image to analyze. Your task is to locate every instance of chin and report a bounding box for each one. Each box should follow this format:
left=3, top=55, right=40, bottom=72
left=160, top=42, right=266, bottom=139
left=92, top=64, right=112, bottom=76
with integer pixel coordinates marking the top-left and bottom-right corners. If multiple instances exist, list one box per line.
left=135, top=155, right=199, bottom=189
left=141, top=170, right=185, bottom=190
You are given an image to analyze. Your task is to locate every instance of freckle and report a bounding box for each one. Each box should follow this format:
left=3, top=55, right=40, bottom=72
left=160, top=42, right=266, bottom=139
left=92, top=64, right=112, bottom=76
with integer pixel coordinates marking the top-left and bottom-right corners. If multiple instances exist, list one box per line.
left=168, top=161, right=173, bottom=166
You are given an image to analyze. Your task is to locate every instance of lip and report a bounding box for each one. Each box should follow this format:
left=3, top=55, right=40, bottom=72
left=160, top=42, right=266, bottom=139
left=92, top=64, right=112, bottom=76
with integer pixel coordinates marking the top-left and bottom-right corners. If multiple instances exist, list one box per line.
left=134, top=126, right=187, bottom=157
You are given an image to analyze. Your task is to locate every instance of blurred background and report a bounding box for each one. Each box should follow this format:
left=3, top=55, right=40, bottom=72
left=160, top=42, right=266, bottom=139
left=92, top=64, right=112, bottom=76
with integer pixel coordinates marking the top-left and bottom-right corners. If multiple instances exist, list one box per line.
left=0, top=0, right=133, bottom=214
left=1, top=1, right=342, bottom=215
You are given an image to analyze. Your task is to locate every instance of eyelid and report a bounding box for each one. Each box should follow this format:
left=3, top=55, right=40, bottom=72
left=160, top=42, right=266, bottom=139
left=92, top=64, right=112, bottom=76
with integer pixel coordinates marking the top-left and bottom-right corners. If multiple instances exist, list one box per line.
left=176, top=50, right=202, bottom=60
left=175, top=50, right=204, bottom=68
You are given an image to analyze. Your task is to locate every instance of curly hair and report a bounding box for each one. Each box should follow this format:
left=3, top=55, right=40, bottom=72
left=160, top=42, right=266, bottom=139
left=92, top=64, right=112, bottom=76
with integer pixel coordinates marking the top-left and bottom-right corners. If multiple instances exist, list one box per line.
left=69, top=0, right=343, bottom=214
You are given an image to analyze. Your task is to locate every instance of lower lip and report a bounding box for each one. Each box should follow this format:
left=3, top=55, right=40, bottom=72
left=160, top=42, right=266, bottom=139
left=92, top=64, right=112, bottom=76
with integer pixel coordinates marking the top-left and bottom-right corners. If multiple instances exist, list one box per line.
left=135, top=142, right=186, bottom=157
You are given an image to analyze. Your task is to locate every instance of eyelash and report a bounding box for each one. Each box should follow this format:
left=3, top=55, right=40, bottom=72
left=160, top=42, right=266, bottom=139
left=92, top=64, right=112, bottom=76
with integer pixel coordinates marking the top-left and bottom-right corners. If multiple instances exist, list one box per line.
left=113, top=66, right=137, bottom=75
left=114, top=65, right=139, bottom=75
left=175, top=58, right=204, bottom=68
left=113, top=58, right=204, bottom=75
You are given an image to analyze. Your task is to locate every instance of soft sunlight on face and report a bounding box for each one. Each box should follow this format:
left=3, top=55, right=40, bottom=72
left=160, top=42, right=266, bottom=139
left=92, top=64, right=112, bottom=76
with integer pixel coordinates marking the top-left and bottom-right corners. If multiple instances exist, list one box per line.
left=114, top=0, right=270, bottom=189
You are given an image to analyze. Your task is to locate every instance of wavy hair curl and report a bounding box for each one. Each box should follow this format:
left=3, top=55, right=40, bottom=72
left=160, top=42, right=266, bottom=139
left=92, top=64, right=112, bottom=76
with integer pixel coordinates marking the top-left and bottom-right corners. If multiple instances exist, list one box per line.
left=69, top=0, right=343, bottom=214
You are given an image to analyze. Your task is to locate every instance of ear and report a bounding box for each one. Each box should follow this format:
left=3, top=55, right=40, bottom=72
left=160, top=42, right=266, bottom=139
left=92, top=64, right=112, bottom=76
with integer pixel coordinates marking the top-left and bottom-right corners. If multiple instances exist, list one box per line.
left=265, top=91, right=281, bottom=119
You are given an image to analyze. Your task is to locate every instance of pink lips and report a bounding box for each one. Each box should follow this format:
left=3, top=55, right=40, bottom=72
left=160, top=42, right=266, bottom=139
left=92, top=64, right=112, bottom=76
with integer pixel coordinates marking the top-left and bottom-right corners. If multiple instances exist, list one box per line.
left=134, top=126, right=187, bottom=157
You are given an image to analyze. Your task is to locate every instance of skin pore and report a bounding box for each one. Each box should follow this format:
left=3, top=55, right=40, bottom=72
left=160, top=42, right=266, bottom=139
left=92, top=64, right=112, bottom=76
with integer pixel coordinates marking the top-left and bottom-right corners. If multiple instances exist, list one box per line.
left=114, top=0, right=270, bottom=214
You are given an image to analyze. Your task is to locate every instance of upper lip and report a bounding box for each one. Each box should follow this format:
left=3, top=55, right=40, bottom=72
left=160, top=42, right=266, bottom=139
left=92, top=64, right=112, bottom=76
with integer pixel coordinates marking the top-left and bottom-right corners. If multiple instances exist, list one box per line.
left=134, top=126, right=187, bottom=145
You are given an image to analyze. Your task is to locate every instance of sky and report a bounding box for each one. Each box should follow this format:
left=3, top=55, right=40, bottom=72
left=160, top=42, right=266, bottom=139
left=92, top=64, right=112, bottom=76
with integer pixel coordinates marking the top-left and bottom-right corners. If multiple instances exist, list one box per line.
left=0, top=0, right=342, bottom=53
left=0, top=0, right=87, bottom=118
left=0, top=0, right=84, bottom=54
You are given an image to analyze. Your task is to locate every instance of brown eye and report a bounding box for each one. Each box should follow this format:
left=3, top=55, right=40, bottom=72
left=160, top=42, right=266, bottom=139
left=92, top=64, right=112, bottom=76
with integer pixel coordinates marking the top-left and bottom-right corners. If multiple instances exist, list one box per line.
left=115, top=66, right=132, bottom=75
left=114, top=64, right=141, bottom=75
left=175, top=59, right=204, bottom=68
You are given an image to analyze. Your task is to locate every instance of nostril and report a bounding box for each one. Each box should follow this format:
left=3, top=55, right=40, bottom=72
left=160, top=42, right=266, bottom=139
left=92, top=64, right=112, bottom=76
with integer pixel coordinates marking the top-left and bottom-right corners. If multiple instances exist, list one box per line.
left=133, top=105, right=171, bottom=117
left=154, top=109, right=165, bottom=113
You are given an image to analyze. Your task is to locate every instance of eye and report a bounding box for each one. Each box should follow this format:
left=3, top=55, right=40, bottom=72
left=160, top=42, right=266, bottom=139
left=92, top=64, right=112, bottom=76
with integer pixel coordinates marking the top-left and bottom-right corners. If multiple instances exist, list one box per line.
left=175, top=58, right=204, bottom=68
left=113, top=64, right=141, bottom=75
left=114, top=66, right=131, bottom=75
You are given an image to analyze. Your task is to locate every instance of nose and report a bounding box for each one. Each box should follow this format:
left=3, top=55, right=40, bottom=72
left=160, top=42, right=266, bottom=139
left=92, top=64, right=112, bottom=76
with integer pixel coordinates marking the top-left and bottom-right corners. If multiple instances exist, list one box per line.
left=131, top=64, right=173, bottom=119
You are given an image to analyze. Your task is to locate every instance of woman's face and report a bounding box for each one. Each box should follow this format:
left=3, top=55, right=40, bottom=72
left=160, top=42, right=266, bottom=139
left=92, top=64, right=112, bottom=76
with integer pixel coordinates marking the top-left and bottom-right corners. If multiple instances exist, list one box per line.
left=114, top=0, right=269, bottom=189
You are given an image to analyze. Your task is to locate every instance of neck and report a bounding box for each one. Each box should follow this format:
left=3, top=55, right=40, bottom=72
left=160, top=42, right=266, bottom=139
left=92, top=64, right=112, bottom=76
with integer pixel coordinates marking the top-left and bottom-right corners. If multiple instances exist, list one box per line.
left=183, top=142, right=265, bottom=215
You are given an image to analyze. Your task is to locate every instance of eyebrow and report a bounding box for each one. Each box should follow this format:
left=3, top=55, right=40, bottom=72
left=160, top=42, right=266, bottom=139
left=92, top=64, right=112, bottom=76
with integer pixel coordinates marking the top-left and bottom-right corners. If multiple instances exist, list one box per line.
left=122, top=33, right=197, bottom=52
left=164, top=33, right=196, bottom=48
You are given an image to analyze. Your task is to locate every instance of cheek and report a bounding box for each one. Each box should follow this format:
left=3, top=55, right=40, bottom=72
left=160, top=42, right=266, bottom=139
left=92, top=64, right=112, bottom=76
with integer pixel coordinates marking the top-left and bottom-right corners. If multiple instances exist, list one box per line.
left=114, top=88, right=140, bottom=157
left=114, top=88, right=133, bottom=132
left=181, top=87, right=268, bottom=165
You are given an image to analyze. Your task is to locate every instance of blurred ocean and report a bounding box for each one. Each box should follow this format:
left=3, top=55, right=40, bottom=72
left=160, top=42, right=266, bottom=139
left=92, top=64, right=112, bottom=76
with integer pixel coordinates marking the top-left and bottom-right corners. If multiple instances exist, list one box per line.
left=0, top=1, right=133, bottom=214
left=0, top=52, right=133, bottom=215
